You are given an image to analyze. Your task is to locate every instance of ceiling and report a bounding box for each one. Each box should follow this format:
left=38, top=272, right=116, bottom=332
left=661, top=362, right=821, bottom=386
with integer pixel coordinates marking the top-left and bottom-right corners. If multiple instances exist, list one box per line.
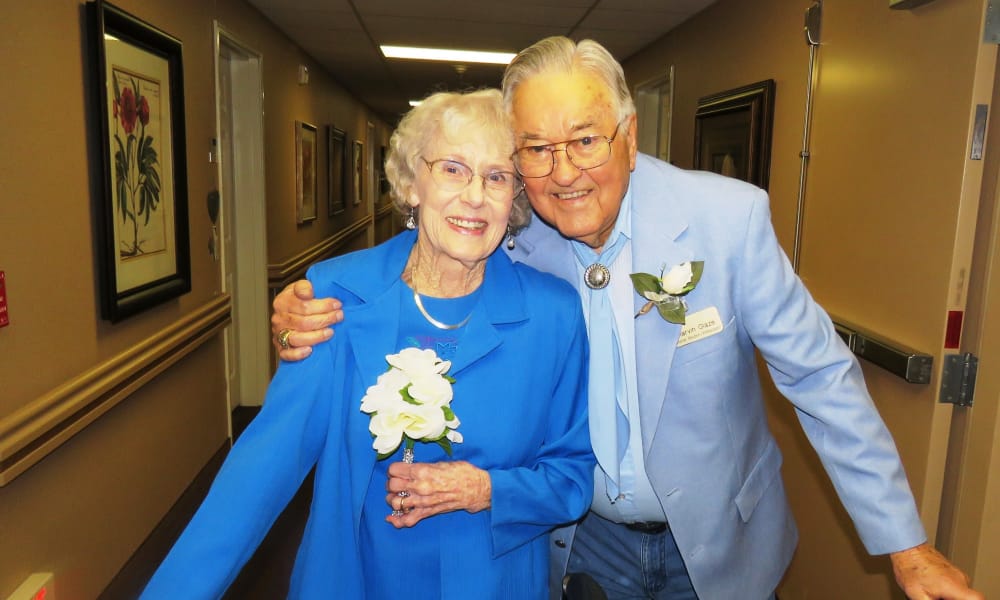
left=245, top=0, right=717, bottom=122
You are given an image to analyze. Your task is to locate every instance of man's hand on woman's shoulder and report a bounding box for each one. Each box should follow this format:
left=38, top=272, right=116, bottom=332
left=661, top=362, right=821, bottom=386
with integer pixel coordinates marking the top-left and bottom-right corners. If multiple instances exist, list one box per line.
left=271, top=280, right=342, bottom=361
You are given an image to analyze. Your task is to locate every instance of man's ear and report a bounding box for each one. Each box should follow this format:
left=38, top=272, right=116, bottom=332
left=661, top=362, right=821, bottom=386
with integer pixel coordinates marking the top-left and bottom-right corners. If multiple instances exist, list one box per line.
left=625, top=113, right=639, bottom=171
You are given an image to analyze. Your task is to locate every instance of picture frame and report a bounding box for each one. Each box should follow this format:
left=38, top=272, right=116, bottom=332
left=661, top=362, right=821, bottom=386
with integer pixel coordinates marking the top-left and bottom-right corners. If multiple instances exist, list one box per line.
left=327, top=126, right=346, bottom=216
left=295, top=121, right=318, bottom=223
left=352, top=140, right=364, bottom=206
left=378, top=145, right=390, bottom=197
left=889, top=0, right=939, bottom=8
left=87, top=1, right=191, bottom=322
left=693, top=79, right=775, bottom=190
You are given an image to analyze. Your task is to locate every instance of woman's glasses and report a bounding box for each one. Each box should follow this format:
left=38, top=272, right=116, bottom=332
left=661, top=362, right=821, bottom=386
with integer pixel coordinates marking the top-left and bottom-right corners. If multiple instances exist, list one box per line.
left=421, top=158, right=523, bottom=200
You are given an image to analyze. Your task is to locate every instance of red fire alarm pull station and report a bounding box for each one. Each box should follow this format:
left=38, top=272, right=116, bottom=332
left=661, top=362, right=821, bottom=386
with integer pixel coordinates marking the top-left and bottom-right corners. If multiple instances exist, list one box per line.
left=0, top=270, right=9, bottom=328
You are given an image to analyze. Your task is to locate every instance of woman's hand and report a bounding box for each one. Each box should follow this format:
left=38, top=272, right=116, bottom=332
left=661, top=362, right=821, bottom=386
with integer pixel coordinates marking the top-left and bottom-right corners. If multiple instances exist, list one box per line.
left=384, top=460, right=491, bottom=528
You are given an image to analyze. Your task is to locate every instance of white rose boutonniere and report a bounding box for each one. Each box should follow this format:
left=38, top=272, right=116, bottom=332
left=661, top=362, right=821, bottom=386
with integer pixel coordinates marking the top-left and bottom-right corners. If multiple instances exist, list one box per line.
left=360, top=347, right=462, bottom=460
left=630, top=261, right=705, bottom=324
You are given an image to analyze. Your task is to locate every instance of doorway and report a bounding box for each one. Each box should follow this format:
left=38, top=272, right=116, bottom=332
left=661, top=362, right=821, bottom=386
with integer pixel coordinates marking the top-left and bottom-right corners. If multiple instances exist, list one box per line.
left=214, top=26, right=270, bottom=414
left=634, top=67, right=674, bottom=163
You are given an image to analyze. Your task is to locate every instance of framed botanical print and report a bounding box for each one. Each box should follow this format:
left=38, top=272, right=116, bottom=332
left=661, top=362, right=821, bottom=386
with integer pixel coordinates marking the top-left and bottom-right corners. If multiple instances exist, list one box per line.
left=296, top=121, right=318, bottom=223
left=88, top=1, right=191, bottom=322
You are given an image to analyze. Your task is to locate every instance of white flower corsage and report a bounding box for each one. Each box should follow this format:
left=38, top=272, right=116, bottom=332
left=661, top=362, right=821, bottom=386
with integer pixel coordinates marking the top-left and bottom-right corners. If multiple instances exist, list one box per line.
left=360, top=347, right=462, bottom=459
left=630, top=261, right=705, bottom=324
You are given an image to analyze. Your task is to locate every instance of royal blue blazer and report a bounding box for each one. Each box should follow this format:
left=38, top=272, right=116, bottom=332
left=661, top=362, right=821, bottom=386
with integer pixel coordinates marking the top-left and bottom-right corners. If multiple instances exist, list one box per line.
left=141, top=231, right=595, bottom=599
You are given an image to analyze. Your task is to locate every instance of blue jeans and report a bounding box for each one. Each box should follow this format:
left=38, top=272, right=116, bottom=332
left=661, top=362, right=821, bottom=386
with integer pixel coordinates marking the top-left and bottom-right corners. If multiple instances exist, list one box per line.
left=566, top=512, right=778, bottom=600
left=567, top=512, right=698, bottom=599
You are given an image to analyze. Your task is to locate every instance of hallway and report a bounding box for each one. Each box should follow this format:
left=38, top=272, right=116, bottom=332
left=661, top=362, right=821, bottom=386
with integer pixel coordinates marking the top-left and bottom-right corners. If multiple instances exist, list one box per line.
left=2, top=1, right=1000, bottom=598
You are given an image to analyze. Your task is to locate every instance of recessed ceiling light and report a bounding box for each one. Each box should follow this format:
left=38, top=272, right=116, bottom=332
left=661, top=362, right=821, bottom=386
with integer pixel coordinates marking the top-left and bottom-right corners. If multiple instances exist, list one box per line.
left=380, top=45, right=515, bottom=65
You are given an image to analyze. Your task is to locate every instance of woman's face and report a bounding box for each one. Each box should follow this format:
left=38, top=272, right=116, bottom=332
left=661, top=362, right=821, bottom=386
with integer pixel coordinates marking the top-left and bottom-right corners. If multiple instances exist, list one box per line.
left=408, top=130, right=516, bottom=272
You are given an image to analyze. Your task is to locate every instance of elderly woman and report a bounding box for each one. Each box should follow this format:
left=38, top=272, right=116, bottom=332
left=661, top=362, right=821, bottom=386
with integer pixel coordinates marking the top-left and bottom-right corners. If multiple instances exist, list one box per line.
left=140, top=89, right=593, bottom=599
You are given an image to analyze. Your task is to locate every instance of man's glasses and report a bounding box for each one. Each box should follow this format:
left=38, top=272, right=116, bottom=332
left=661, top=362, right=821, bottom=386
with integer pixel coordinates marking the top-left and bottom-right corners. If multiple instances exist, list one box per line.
left=513, top=121, right=625, bottom=178
left=421, top=158, right=523, bottom=200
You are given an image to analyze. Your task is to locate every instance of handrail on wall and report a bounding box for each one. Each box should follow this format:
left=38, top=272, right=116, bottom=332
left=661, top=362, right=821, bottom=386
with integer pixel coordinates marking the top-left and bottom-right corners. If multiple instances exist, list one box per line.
left=831, top=317, right=933, bottom=384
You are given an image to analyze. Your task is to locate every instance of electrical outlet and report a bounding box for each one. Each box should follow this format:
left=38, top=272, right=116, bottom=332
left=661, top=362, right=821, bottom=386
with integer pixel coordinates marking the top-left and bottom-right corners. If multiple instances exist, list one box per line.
left=5, top=573, right=54, bottom=600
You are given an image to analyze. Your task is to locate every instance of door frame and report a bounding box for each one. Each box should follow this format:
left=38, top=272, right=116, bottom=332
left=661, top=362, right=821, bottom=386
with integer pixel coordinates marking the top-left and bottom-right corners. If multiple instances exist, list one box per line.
left=213, top=24, right=270, bottom=419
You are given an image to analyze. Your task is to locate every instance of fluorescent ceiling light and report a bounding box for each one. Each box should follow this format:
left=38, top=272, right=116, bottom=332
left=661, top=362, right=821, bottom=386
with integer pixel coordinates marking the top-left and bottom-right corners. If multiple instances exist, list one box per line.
left=408, top=100, right=422, bottom=107
left=381, top=45, right=515, bottom=65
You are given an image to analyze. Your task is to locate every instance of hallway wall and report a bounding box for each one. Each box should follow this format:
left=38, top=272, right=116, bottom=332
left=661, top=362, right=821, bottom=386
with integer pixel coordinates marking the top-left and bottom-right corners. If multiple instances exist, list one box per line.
left=0, top=1, right=387, bottom=597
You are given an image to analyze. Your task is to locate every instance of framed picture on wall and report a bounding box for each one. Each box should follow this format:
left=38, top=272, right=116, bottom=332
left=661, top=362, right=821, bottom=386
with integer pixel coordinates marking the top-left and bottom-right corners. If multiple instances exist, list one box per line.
left=296, top=121, right=318, bottom=223
left=87, top=1, right=191, bottom=322
left=693, top=79, right=775, bottom=190
left=352, top=140, right=364, bottom=206
left=379, top=144, right=390, bottom=198
left=327, top=126, right=346, bottom=216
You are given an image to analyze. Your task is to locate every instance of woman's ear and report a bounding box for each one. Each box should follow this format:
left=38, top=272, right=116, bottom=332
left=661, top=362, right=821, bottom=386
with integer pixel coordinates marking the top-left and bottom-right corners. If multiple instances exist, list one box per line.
left=406, top=190, right=420, bottom=209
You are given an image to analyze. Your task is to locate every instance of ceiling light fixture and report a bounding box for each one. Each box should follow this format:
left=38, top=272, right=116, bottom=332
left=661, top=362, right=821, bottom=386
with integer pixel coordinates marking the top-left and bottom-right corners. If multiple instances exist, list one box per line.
left=380, top=45, right=516, bottom=65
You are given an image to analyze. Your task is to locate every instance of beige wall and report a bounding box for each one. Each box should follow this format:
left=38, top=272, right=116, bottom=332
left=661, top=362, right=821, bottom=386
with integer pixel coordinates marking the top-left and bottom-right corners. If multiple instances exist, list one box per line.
left=624, top=0, right=995, bottom=597
left=0, top=1, right=386, bottom=597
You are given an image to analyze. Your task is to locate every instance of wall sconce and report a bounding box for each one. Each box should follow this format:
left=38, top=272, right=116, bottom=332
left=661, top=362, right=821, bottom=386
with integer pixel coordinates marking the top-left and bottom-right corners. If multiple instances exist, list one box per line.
left=297, top=64, right=309, bottom=85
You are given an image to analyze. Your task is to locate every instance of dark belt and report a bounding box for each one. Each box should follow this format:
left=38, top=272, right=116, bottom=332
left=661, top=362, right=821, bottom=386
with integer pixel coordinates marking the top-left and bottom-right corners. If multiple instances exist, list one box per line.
left=624, top=521, right=668, bottom=534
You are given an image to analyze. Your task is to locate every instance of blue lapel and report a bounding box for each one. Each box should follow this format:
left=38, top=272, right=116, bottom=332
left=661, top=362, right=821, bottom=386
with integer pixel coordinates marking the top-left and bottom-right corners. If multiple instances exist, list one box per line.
left=450, top=249, right=527, bottom=375
left=630, top=156, right=696, bottom=455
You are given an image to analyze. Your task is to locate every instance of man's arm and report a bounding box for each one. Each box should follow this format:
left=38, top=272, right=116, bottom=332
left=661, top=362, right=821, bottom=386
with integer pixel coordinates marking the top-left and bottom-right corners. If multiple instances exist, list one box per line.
left=271, top=280, right=342, bottom=361
left=735, top=189, right=981, bottom=598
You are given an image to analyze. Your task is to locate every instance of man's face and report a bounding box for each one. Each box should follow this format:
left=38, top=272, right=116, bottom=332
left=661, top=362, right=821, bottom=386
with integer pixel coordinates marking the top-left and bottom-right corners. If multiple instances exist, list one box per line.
left=510, top=69, right=637, bottom=251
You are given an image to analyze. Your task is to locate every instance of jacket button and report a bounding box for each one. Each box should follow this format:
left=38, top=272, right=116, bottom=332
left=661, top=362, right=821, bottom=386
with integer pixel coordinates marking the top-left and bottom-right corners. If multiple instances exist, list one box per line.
left=555, top=539, right=567, bottom=548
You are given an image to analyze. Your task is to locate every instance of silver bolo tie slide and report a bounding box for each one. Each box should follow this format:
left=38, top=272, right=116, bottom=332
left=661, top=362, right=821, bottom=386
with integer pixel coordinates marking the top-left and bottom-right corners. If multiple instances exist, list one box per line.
left=584, top=263, right=611, bottom=290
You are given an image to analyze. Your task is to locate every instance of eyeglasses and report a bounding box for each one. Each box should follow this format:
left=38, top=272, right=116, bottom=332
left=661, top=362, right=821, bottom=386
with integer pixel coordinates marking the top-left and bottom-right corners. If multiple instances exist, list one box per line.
left=513, top=121, right=625, bottom=178
left=421, top=158, right=523, bottom=199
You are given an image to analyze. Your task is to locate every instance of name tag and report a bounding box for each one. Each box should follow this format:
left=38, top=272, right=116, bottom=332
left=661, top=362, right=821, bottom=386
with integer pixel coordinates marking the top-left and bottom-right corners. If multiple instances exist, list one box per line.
left=677, top=306, right=724, bottom=348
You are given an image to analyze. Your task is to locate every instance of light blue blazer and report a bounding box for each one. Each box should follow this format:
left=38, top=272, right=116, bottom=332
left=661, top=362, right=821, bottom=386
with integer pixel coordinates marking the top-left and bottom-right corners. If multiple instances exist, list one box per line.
left=141, top=231, right=595, bottom=599
left=508, top=155, right=926, bottom=600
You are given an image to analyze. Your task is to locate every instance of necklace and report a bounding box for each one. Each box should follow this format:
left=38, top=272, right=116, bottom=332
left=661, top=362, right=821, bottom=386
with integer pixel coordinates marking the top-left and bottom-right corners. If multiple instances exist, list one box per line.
left=413, top=289, right=472, bottom=330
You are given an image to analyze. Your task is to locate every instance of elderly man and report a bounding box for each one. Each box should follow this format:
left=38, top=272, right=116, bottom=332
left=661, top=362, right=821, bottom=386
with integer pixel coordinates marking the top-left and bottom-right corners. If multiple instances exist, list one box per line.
left=271, top=36, right=981, bottom=600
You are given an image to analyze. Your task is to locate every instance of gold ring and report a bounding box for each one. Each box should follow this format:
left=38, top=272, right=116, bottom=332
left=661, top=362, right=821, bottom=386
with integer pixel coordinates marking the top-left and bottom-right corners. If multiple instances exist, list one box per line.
left=399, top=496, right=406, bottom=511
left=277, top=328, right=293, bottom=350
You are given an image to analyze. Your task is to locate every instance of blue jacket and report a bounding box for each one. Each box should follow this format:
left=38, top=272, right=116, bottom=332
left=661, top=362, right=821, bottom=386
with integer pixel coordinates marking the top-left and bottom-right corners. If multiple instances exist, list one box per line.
left=508, top=155, right=926, bottom=600
left=141, top=230, right=595, bottom=599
